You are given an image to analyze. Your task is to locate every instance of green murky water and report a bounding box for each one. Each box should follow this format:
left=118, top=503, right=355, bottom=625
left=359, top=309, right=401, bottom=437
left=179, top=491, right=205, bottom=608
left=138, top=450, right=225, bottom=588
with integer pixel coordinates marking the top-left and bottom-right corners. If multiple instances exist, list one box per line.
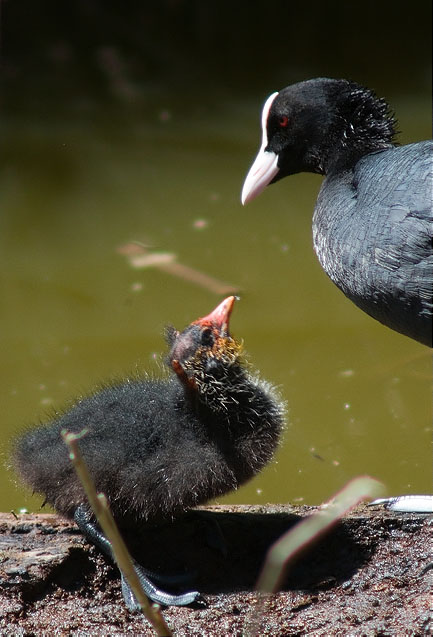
left=1, top=94, right=431, bottom=514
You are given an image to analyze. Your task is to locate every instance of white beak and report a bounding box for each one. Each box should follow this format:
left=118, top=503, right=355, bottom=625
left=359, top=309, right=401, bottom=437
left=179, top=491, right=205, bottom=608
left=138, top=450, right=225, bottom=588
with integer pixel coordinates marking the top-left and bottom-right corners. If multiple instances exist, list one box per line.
left=241, top=91, right=279, bottom=205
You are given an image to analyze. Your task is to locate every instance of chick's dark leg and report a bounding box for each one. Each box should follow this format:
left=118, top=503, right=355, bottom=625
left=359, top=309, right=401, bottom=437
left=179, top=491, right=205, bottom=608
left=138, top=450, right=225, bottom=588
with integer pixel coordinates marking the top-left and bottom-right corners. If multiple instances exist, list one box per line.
left=74, top=505, right=204, bottom=609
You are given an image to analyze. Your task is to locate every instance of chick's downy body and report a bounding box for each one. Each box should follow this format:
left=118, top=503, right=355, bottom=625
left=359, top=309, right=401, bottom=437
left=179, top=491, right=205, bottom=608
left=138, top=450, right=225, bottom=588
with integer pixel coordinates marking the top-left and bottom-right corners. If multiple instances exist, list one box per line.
left=14, top=295, right=284, bottom=528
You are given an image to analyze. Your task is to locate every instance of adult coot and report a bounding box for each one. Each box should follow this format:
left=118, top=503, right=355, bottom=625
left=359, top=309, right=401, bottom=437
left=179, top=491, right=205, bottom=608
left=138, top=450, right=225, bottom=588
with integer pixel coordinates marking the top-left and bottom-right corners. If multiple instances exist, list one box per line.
left=242, top=78, right=432, bottom=346
left=13, top=296, right=285, bottom=608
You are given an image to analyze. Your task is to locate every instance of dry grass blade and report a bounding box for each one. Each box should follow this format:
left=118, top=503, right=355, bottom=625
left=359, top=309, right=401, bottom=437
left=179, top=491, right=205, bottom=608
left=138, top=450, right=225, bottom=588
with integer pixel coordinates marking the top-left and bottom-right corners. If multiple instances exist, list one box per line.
left=246, top=475, right=385, bottom=636
left=61, top=429, right=172, bottom=637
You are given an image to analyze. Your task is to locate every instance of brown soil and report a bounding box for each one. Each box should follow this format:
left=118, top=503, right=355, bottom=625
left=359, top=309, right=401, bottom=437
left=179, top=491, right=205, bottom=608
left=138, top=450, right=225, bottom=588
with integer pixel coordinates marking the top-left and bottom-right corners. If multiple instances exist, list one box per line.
left=0, top=505, right=431, bottom=636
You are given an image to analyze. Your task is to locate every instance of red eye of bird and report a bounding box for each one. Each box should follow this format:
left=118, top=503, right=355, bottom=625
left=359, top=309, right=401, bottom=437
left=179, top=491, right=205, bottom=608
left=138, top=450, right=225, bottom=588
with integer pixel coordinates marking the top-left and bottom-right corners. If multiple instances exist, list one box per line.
left=279, top=115, right=289, bottom=128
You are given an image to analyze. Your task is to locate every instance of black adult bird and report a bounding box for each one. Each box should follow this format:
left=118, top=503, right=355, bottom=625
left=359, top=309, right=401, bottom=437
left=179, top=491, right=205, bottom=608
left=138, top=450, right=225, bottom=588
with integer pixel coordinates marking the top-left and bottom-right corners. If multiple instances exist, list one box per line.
left=13, top=296, right=284, bottom=608
left=242, top=78, right=433, bottom=347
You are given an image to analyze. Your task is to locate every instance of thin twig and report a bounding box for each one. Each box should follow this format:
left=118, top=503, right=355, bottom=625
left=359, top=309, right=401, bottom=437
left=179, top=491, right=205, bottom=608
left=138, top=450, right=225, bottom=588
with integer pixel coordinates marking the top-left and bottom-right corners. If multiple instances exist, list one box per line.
left=61, top=429, right=172, bottom=637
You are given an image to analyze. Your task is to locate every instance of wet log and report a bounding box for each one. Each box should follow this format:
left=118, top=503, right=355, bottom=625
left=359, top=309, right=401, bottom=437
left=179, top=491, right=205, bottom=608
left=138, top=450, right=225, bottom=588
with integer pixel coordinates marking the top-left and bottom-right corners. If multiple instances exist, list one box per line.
left=0, top=505, right=431, bottom=635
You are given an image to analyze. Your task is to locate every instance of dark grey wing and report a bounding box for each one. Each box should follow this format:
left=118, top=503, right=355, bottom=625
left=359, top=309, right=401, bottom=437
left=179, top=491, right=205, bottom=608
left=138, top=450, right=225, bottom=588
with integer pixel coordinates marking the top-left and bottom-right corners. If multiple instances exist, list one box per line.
left=354, top=141, right=432, bottom=345
left=313, top=141, right=432, bottom=346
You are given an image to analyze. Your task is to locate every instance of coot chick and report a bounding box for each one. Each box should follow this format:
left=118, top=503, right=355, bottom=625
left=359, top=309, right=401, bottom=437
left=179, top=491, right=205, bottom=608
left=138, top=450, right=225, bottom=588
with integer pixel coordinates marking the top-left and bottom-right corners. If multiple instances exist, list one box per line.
left=13, top=296, right=284, bottom=608
left=242, top=78, right=433, bottom=346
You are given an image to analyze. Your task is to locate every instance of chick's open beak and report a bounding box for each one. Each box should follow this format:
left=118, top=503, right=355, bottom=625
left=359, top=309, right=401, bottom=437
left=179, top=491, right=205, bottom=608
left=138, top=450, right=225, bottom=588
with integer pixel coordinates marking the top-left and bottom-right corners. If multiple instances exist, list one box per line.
left=193, top=296, right=236, bottom=337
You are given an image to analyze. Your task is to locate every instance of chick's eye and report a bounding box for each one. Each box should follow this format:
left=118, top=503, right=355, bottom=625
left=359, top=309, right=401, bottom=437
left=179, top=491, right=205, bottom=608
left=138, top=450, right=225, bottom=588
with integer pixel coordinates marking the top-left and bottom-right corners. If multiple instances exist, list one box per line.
left=201, top=328, right=214, bottom=347
left=279, top=115, right=289, bottom=128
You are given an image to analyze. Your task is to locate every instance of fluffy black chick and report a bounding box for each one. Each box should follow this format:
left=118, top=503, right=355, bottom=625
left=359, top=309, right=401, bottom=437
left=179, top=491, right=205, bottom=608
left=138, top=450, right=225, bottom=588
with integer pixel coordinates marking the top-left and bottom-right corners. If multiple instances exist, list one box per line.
left=13, top=296, right=285, bottom=608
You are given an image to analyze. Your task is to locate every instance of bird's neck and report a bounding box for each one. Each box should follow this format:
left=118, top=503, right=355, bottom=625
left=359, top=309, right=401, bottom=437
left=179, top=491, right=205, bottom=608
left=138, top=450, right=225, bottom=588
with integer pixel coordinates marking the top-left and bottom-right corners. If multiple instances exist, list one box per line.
left=175, top=366, right=284, bottom=483
left=188, top=365, right=272, bottom=431
left=322, top=83, right=396, bottom=174
left=195, top=365, right=248, bottom=418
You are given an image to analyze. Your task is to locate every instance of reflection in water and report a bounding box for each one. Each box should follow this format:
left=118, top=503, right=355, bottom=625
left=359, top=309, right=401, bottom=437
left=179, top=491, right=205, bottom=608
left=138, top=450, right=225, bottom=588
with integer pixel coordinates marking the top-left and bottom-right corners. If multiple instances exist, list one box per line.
left=118, top=241, right=240, bottom=295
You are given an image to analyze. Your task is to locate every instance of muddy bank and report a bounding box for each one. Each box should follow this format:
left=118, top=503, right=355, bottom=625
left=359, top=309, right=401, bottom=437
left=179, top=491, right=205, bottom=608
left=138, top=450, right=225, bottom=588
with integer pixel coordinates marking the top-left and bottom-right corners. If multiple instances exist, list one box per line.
left=0, top=504, right=431, bottom=635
